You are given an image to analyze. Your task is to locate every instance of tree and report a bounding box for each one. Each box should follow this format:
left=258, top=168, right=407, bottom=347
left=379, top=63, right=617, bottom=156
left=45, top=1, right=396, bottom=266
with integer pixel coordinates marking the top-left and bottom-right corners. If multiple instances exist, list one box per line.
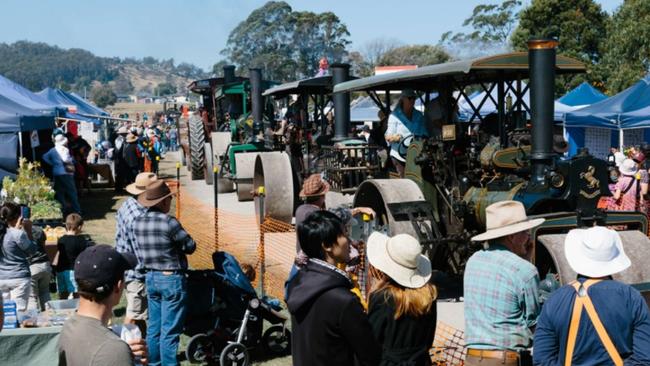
left=600, top=0, right=650, bottom=93
left=291, top=10, right=351, bottom=76
left=113, top=75, right=134, bottom=94
left=378, top=45, right=451, bottom=67
left=91, top=84, right=117, bottom=108
left=212, top=60, right=230, bottom=76
left=155, top=82, right=177, bottom=96
left=510, top=0, right=608, bottom=93
left=221, top=1, right=351, bottom=81
left=442, top=0, right=522, bottom=45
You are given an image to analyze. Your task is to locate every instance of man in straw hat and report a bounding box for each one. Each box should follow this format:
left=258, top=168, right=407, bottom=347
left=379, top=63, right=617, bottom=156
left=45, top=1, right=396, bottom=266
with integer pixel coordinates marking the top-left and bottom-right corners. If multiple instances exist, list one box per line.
left=115, top=172, right=157, bottom=335
left=464, top=200, right=545, bottom=365
left=132, top=180, right=196, bottom=366
left=533, top=226, right=650, bottom=364
left=123, top=132, right=141, bottom=184
left=113, top=126, right=130, bottom=192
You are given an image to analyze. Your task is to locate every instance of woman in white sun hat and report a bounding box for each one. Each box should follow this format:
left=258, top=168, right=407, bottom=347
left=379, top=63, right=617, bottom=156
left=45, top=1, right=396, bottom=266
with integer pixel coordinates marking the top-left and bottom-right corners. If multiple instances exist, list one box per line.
left=366, top=232, right=437, bottom=366
left=534, top=226, right=650, bottom=364
left=609, top=158, right=647, bottom=214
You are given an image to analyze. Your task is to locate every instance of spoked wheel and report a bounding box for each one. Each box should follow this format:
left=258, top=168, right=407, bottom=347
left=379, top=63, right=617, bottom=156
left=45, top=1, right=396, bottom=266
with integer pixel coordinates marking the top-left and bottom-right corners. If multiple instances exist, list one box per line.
left=185, top=333, right=216, bottom=364
left=262, top=325, right=291, bottom=355
left=219, top=342, right=249, bottom=366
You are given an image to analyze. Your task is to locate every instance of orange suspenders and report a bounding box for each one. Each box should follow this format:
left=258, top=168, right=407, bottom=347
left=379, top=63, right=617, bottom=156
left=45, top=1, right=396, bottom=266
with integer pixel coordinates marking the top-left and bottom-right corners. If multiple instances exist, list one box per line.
left=564, top=280, right=623, bottom=366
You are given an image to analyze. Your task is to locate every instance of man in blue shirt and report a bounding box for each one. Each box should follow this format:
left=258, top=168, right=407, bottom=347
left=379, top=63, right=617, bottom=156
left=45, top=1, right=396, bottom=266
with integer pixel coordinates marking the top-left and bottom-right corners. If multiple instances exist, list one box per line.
left=533, top=226, right=650, bottom=365
left=464, top=200, right=545, bottom=365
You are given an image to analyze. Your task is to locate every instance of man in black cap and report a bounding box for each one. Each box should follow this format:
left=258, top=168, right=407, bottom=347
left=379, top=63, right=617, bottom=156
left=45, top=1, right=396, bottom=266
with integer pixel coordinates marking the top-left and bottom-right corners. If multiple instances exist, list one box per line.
left=58, top=245, right=148, bottom=366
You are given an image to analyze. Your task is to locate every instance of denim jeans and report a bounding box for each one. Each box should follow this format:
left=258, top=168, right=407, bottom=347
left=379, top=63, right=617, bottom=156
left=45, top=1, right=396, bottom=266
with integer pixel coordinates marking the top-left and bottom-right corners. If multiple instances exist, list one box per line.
left=146, top=271, right=188, bottom=366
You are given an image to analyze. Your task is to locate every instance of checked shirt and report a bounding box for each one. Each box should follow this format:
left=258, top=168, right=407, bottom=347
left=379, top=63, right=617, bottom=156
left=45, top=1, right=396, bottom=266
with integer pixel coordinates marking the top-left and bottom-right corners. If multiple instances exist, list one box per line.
left=132, top=209, right=196, bottom=271
left=115, top=197, right=147, bottom=282
left=463, top=243, right=541, bottom=351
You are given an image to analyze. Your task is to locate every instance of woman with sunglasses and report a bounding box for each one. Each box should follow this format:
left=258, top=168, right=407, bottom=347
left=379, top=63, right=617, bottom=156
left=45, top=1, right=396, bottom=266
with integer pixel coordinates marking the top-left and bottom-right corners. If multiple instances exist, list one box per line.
left=385, top=89, right=429, bottom=177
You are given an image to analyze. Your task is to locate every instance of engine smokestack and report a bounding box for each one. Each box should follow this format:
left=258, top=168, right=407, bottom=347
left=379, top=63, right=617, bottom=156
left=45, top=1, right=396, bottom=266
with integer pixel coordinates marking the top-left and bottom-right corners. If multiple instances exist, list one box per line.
left=331, top=63, right=351, bottom=141
left=528, top=39, right=558, bottom=188
left=223, top=65, right=236, bottom=84
left=249, top=68, right=263, bottom=134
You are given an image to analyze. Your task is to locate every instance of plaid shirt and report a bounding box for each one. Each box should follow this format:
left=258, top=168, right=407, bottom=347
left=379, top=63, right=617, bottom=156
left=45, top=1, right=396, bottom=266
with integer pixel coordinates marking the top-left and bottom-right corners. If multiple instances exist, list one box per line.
left=133, top=209, right=196, bottom=271
left=115, top=197, right=147, bottom=282
left=463, top=243, right=541, bottom=351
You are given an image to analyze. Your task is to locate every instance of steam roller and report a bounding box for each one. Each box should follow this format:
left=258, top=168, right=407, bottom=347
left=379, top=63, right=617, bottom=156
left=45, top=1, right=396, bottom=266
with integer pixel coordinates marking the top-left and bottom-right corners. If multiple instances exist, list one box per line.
left=234, top=152, right=259, bottom=201
left=253, top=152, right=295, bottom=224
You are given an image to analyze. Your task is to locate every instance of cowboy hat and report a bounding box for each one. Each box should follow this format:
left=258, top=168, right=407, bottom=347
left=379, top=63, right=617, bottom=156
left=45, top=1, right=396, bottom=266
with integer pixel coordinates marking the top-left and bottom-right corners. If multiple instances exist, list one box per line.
left=471, top=200, right=545, bottom=242
left=126, top=133, right=138, bottom=143
left=564, top=226, right=630, bottom=278
left=126, top=172, right=157, bottom=196
left=117, top=126, right=128, bottom=135
left=367, top=232, right=431, bottom=288
left=619, top=158, right=638, bottom=176
left=299, top=174, right=330, bottom=198
left=138, top=180, right=175, bottom=207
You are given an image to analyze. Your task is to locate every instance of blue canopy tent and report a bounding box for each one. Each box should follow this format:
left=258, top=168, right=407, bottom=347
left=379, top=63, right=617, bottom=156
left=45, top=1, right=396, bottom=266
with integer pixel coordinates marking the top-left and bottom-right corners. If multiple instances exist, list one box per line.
left=0, top=76, right=60, bottom=179
left=37, top=88, right=109, bottom=124
left=558, top=82, right=607, bottom=107
left=565, top=75, right=650, bottom=158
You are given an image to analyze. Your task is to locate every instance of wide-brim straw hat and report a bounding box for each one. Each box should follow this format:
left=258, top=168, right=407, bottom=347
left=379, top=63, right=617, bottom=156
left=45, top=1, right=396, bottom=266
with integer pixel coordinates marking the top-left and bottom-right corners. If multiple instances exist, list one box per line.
left=117, top=126, right=129, bottom=135
left=564, top=226, right=631, bottom=278
left=619, top=158, right=639, bottom=176
left=367, top=232, right=431, bottom=288
left=138, top=180, right=175, bottom=207
left=471, top=200, right=545, bottom=242
left=126, top=133, right=138, bottom=143
left=299, top=174, right=330, bottom=198
left=126, top=172, right=157, bottom=196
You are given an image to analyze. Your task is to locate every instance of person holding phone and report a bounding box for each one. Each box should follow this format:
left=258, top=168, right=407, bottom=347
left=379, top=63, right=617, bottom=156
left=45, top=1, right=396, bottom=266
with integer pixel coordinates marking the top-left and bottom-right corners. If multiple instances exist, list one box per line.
left=0, top=202, right=37, bottom=312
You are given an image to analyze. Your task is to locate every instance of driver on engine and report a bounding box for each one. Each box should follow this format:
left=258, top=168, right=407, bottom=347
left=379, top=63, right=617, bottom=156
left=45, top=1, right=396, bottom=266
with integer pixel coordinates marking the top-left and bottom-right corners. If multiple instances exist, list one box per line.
left=385, top=89, right=429, bottom=177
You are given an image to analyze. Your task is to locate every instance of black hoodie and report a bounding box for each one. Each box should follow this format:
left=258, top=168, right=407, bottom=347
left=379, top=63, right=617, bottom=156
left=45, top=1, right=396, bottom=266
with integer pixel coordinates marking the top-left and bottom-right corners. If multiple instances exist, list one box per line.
left=286, top=259, right=381, bottom=366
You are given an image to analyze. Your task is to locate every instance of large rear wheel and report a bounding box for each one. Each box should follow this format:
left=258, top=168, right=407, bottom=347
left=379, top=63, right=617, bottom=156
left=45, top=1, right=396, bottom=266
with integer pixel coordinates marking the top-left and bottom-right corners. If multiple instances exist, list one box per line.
left=189, top=116, right=206, bottom=180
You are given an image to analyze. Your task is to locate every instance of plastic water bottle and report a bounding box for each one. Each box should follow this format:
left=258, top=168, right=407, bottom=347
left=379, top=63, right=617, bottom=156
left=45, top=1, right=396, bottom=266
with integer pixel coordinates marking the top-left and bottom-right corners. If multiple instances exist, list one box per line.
left=112, top=324, right=143, bottom=365
left=3, top=296, right=18, bottom=329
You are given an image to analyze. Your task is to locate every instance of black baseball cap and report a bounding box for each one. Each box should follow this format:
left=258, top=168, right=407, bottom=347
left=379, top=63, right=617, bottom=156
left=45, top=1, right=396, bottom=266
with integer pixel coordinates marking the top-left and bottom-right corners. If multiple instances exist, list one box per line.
left=74, top=245, right=137, bottom=294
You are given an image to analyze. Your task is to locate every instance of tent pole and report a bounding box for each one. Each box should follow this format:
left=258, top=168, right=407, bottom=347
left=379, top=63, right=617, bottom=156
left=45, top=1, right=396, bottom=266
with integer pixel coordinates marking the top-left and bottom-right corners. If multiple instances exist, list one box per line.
left=619, top=129, right=624, bottom=151
left=18, top=132, right=23, bottom=159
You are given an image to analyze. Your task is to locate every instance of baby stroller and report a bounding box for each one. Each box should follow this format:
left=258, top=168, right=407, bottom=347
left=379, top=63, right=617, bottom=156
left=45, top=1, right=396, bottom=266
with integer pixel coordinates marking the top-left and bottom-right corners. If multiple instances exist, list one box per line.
left=184, top=251, right=291, bottom=365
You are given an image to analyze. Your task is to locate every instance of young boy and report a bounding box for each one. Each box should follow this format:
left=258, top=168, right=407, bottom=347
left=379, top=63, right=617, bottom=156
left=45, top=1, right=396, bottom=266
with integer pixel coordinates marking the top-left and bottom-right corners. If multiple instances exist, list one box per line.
left=55, top=213, right=94, bottom=299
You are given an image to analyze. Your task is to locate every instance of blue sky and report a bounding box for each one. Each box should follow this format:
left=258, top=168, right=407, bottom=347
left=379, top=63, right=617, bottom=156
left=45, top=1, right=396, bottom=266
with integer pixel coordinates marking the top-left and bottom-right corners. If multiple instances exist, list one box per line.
left=0, top=0, right=623, bottom=71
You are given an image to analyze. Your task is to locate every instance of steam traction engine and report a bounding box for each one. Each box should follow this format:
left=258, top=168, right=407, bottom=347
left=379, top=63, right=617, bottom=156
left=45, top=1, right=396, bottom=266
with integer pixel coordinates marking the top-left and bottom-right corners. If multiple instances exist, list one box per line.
left=332, top=40, right=650, bottom=296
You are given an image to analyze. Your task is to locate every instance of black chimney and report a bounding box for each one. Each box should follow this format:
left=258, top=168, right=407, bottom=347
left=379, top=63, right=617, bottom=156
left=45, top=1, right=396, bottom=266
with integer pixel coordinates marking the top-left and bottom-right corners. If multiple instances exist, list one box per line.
left=249, top=68, right=263, bottom=134
left=528, top=39, right=558, bottom=188
left=223, top=65, right=236, bottom=83
left=331, top=63, right=351, bottom=141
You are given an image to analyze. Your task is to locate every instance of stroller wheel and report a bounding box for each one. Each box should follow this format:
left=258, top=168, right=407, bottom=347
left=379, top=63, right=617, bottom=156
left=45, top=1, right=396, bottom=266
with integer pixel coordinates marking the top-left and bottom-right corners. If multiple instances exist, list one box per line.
left=219, top=342, right=249, bottom=366
left=186, top=333, right=215, bottom=364
left=262, top=325, right=291, bottom=355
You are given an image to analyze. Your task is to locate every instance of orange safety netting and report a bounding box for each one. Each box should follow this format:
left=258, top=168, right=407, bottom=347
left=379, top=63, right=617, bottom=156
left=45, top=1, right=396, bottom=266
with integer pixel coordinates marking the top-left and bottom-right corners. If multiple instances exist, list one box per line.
left=175, top=184, right=468, bottom=362
left=430, top=321, right=467, bottom=365
left=175, top=187, right=294, bottom=301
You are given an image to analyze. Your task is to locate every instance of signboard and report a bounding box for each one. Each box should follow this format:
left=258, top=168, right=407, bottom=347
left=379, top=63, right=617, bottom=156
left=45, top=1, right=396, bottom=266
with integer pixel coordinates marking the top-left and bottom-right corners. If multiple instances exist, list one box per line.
left=30, top=130, right=40, bottom=148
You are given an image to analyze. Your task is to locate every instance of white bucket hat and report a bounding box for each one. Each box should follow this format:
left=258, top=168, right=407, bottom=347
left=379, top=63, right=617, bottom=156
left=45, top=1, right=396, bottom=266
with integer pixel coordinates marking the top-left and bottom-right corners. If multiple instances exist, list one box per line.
left=367, top=232, right=431, bottom=288
left=471, top=200, right=545, bottom=242
left=619, top=158, right=638, bottom=176
left=564, top=226, right=631, bottom=278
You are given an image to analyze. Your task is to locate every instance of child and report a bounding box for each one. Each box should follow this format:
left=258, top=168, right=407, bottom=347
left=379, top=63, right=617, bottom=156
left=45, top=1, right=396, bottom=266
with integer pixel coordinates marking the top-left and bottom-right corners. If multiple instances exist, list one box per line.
left=55, top=213, right=94, bottom=299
